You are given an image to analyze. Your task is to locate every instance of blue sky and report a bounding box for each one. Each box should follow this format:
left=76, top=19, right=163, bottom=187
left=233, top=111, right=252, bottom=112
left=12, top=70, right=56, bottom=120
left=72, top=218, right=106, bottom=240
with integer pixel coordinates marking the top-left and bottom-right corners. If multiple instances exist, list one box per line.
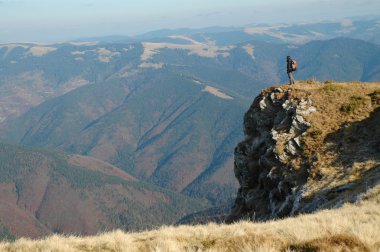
left=1, top=0, right=379, bottom=43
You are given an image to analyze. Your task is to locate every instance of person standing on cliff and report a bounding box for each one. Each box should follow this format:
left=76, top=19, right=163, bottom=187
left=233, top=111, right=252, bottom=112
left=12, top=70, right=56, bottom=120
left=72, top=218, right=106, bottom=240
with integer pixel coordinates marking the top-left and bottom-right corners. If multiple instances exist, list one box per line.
left=287, top=56, right=297, bottom=85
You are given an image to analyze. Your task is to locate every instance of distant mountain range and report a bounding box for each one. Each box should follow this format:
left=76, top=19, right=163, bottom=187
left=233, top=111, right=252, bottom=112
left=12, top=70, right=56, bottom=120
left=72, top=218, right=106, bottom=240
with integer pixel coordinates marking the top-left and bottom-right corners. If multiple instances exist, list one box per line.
left=75, top=17, right=380, bottom=45
left=0, top=18, right=380, bottom=238
left=1, top=36, right=379, bottom=120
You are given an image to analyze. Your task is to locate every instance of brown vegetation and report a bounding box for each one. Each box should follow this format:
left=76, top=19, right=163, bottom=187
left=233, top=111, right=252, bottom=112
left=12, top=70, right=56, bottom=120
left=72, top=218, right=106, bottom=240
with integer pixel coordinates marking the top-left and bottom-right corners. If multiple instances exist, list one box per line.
left=68, top=155, right=137, bottom=181
left=291, top=82, right=380, bottom=199
left=1, top=184, right=379, bottom=251
left=226, top=81, right=380, bottom=224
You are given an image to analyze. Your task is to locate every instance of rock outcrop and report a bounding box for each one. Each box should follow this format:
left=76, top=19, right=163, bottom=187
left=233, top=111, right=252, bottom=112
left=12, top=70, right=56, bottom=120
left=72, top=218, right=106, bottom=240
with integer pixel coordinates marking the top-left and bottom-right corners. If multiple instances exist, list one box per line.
left=226, top=87, right=316, bottom=222
left=226, top=83, right=380, bottom=223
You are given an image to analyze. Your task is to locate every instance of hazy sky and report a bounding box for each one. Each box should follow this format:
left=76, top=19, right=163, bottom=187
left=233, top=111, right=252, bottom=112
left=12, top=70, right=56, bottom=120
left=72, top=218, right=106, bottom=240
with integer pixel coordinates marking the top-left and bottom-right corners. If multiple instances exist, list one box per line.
left=1, top=0, right=379, bottom=43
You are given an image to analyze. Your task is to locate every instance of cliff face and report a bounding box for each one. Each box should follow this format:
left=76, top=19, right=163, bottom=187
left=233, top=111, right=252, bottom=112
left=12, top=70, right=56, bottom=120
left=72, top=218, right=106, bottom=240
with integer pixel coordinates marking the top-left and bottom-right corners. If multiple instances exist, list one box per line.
left=226, top=82, right=380, bottom=223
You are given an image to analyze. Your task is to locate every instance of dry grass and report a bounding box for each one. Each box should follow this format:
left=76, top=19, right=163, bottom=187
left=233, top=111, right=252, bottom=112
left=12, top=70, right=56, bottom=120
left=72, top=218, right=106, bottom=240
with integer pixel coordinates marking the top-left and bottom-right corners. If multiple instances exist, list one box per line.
left=202, top=86, right=234, bottom=100
left=279, top=82, right=379, bottom=136
left=340, top=95, right=371, bottom=114
left=1, top=185, right=379, bottom=251
left=286, top=82, right=380, bottom=193
left=28, top=46, right=57, bottom=57
left=242, top=44, right=255, bottom=60
left=243, top=26, right=317, bottom=44
left=140, top=42, right=234, bottom=61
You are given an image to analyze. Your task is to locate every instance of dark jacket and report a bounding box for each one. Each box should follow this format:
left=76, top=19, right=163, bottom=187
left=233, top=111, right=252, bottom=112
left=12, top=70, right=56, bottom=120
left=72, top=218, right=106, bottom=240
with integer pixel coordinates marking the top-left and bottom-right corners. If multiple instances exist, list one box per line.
left=287, top=57, right=293, bottom=73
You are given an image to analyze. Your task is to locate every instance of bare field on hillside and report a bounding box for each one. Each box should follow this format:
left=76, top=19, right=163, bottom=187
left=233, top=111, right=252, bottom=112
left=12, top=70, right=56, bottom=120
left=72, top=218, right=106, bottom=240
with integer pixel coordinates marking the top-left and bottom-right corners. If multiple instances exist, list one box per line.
left=141, top=42, right=234, bottom=61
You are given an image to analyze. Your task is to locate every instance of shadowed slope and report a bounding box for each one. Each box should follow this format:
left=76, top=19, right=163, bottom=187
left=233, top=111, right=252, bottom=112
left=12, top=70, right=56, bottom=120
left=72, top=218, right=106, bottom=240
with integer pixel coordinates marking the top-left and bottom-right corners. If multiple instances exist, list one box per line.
left=1, top=70, right=246, bottom=205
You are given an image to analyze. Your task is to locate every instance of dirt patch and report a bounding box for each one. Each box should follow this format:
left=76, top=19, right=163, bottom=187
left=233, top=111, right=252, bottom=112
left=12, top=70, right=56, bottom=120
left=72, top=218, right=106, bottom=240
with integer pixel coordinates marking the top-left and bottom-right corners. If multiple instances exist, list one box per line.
left=141, top=42, right=234, bottom=61
left=242, top=44, right=255, bottom=60
left=203, top=86, right=233, bottom=100
left=58, top=77, right=89, bottom=94
left=244, top=25, right=324, bottom=44
left=28, top=47, right=57, bottom=57
left=68, top=155, right=137, bottom=181
left=139, top=62, right=164, bottom=69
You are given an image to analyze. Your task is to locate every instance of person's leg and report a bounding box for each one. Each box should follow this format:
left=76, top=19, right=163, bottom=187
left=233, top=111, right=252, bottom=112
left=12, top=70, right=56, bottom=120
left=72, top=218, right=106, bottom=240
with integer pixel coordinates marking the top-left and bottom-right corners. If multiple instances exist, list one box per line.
left=287, top=72, right=293, bottom=85
left=288, top=72, right=295, bottom=84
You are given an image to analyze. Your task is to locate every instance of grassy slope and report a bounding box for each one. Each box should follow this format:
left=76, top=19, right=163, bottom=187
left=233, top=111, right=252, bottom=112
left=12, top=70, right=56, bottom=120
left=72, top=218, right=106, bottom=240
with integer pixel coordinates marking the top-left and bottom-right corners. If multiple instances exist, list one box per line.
left=1, top=185, right=378, bottom=251
left=288, top=81, right=380, bottom=210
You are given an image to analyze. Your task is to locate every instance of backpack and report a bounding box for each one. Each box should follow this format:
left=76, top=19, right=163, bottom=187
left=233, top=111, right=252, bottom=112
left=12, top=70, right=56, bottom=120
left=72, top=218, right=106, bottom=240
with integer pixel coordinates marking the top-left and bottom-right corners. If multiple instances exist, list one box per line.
left=291, top=59, right=297, bottom=71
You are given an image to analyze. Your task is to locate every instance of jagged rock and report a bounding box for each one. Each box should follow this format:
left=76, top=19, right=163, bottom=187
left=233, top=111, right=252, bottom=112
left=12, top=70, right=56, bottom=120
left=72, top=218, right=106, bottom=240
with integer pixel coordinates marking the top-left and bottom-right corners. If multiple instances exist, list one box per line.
left=286, top=140, right=298, bottom=156
left=226, top=87, right=317, bottom=223
left=270, top=88, right=284, bottom=104
left=259, top=97, right=268, bottom=110
left=293, top=137, right=301, bottom=148
left=226, top=85, right=380, bottom=224
left=291, top=115, right=310, bottom=136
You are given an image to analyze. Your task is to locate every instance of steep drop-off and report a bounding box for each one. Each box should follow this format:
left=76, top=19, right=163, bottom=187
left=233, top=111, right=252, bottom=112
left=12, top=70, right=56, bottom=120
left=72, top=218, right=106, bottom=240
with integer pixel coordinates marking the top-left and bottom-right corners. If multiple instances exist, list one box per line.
left=227, top=82, right=380, bottom=222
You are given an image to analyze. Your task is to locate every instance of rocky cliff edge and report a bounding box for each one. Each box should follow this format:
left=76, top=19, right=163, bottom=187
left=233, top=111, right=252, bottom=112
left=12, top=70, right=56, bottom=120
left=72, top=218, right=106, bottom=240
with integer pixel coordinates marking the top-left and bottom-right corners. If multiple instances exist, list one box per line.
left=226, top=82, right=380, bottom=223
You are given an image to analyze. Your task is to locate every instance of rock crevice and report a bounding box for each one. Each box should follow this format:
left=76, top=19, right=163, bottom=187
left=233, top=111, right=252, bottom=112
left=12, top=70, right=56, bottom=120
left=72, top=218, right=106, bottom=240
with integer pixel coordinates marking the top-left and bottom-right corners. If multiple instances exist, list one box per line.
left=226, top=87, right=317, bottom=222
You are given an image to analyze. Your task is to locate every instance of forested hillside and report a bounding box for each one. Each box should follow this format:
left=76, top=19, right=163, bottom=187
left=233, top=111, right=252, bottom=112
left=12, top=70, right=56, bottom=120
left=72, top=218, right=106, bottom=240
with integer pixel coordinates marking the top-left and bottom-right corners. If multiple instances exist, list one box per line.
left=0, top=143, right=206, bottom=239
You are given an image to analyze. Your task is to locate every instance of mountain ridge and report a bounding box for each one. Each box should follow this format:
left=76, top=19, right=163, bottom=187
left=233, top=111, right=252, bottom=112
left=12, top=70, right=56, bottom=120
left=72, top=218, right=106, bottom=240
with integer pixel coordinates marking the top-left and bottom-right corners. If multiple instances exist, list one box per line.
left=69, top=17, right=380, bottom=45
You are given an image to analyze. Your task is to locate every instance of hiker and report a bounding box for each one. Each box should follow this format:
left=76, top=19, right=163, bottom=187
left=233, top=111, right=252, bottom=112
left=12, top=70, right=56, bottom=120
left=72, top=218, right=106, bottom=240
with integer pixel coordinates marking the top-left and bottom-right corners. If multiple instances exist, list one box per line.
left=287, top=56, right=297, bottom=85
